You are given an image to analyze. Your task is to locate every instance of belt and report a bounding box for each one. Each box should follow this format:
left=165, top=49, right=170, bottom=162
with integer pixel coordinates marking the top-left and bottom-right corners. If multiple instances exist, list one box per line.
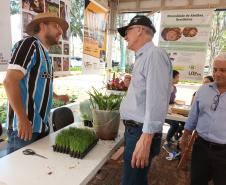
left=123, top=120, right=143, bottom=127
left=123, top=120, right=162, bottom=137
left=197, top=136, right=226, bottom=150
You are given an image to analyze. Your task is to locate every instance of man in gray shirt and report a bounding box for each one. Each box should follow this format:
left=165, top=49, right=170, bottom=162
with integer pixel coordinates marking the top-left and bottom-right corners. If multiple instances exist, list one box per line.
left=118, top=15, right=172, bottom=185
left=180, top=53, right=226, bottom=185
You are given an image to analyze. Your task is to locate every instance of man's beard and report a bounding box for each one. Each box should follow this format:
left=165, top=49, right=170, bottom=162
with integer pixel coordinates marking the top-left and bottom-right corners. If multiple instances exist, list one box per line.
left=45, top=34, right=59, bottom=46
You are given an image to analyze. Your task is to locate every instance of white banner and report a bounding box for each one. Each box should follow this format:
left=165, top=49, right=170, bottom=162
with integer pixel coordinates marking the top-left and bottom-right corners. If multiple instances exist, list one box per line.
left=159, top=9, right=213, bottom=81
left=0, top=0, right=12, bottom=71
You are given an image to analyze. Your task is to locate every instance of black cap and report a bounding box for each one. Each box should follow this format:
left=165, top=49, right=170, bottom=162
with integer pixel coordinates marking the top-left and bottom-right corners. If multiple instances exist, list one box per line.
left=117, top=15, right=156, bottom=37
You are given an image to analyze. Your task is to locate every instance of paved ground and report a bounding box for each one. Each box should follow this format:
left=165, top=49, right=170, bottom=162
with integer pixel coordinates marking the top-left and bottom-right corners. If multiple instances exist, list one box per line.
left=0, top=72, right=200, bottom=104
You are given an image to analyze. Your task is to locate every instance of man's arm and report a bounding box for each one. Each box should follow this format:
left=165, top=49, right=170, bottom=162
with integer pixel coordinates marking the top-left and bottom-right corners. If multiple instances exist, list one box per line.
left=180, top=97, right=200, bottom=153
left=132, top=50, right=172, bottom=168
left=3, top=69, right=32, bottom=141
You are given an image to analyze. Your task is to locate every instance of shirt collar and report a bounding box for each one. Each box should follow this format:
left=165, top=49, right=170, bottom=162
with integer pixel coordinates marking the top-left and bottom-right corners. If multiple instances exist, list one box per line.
left=135, top=41, right=154, bottom=60
left=208, top=82, right=219, bottom=91
left=33, top=36, right=49, bottom=52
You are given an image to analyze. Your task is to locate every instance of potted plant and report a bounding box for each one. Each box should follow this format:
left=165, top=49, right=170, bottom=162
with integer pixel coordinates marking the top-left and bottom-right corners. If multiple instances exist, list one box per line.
left=106, top=72, right=128, bottom=91
left=88, top=88, right=124, bottom=140
left=79, top=100, right=93, bottom=127
left=0, top=102, right=7, bottom=136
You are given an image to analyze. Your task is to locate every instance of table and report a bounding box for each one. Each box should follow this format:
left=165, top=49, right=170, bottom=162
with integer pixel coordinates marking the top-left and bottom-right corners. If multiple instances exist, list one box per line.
left=0, top=122, right=124, bottom=185
left=166, top=104, right=191, bottom=122
left=166, top=113, right=187, bottom=122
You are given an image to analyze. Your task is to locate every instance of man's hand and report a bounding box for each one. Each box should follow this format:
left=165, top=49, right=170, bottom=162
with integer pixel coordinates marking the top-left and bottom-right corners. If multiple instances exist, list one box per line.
left=131, top=133, right=153, bottom=168
left=179, top=129, right=193, bottom=155
left=18, top=117, right=32, bottom=141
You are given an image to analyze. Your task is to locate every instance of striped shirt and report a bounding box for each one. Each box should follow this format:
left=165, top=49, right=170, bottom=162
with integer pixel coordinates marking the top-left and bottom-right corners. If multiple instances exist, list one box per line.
left=7, top=36, right=53, bottom=133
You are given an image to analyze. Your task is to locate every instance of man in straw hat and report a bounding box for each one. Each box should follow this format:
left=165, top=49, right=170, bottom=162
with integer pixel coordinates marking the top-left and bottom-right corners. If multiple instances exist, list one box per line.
left=180, top=52, right=226, bottom=185
left=3, top=12, right=69, bottom=154
left=118, top=15, right=172, bottom=185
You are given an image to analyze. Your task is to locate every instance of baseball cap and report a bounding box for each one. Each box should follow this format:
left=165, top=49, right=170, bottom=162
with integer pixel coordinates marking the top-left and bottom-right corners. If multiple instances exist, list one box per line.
left=117, top=15, right=156, bottom=37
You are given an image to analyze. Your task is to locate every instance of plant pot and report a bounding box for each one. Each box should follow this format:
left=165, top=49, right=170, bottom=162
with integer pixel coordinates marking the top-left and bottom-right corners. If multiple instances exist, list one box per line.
left=83, top=120, right=93, bottom=127
left=92, top=109, right=120, bottom=140
left=0, top=124, right=2, bottom=136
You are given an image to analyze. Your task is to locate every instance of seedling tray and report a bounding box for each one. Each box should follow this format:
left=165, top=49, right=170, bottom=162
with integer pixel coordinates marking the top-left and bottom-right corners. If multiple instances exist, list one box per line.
left=53, top=139, right=98, bottom=159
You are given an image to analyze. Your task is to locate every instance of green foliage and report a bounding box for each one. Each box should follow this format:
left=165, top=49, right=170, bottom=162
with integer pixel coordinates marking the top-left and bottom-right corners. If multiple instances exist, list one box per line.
left=69, top=94, right=78, bottom=103
left=52, top=99, right=65, bottom=109
left=10, top=0, right=20, bottom=15
left=52, top=95, right=78, bottom=109
left=0, top=102, right=7, bottom=124
left=125, top=64, right=133, bottom=74
left=88, top=88, right=124, bottom=111
left=55, top=127, right=97, bottom=153
left=70, top=0, right=84, bottom=41
left=208, top=11, right=226, bottom=69
left=0, top=96, right=78, bottom=123
left=70, top=67, right=82, bottom=71
left=79, top=100, right=93, bottom=121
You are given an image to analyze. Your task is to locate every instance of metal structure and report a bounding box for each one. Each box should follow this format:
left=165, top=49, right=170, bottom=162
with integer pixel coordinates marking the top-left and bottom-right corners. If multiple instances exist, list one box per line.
left=116, top=0, right=226, bottom=13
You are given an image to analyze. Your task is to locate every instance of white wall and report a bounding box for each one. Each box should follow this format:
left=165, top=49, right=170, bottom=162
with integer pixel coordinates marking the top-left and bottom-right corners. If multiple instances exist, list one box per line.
left=0, top=0, right=12, bottom=71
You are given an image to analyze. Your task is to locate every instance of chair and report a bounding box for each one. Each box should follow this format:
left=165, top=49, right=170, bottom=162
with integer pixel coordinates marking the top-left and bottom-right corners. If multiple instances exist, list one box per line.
left=52, top=107, right=74, bottom=132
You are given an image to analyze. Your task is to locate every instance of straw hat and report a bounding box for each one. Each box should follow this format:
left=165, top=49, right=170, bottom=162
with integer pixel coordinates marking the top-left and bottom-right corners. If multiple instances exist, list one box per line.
left=26, top=12, right=69, bottom=35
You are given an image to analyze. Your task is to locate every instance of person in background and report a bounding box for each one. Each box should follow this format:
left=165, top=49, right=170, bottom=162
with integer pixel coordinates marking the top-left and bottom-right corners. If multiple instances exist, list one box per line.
left=191, top=75, right=214, bottom=104
left=169, top=70, right=180, bottom=104
left=118, top=15, right=172, bottom=185
left=164, top=70, right=182, bottom=149
left=3, top=12, right=69, bottom=154
left=180, top=53, right=226, bottom=185
left=22, top=0, right=30, bottom=10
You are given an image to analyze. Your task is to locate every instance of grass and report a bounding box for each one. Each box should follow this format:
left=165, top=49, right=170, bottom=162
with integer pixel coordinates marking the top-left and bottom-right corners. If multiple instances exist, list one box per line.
left=70, top=67, right=82, bottom=71
left=0, top=102, right=7, bottom=124
left=55, top=127, right=97, bottom=153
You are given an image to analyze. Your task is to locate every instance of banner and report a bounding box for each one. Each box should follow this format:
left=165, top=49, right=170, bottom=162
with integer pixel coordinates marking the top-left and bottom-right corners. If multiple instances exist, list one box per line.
left=159, top=9, right=213, bottom=81
left=0, top=0, right=12, bottom=71
left=83, top=0, right=108, bottom=73
left=21, top=0, right=70, bottom=74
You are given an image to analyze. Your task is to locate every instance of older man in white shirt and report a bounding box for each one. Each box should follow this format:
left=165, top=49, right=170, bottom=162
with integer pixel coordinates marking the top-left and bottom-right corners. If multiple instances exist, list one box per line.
left=118, top=15, right=172, bottom=185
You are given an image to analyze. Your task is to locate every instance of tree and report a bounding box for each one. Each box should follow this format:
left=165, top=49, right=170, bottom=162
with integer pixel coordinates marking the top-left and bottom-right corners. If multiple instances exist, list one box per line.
left=70, top=0, right=84, bottom=41
left=10, top=0, right=20, bottom=15
left=208, top=11, right=226, bottom=71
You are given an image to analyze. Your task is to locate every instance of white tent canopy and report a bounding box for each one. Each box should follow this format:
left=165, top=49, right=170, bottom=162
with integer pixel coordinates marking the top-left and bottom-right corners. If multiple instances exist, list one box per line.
left=116, top=0, right=226, bottom=13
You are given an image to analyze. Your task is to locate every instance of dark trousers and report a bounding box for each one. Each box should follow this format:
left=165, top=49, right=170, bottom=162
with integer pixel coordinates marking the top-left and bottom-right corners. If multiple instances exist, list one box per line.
left=166, top=119, right=184, bottom=141
left=7, top=130, right=49, bottom=154
left=191, top=136, right=226, bottom=185
left=122, top=125, right=162, bottom=185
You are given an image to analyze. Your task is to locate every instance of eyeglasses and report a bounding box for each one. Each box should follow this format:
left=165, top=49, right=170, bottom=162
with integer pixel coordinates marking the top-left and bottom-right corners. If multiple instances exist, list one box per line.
left=125, top=26, right=140, bottom=35
left=210, top=94, right=221, bottom=111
